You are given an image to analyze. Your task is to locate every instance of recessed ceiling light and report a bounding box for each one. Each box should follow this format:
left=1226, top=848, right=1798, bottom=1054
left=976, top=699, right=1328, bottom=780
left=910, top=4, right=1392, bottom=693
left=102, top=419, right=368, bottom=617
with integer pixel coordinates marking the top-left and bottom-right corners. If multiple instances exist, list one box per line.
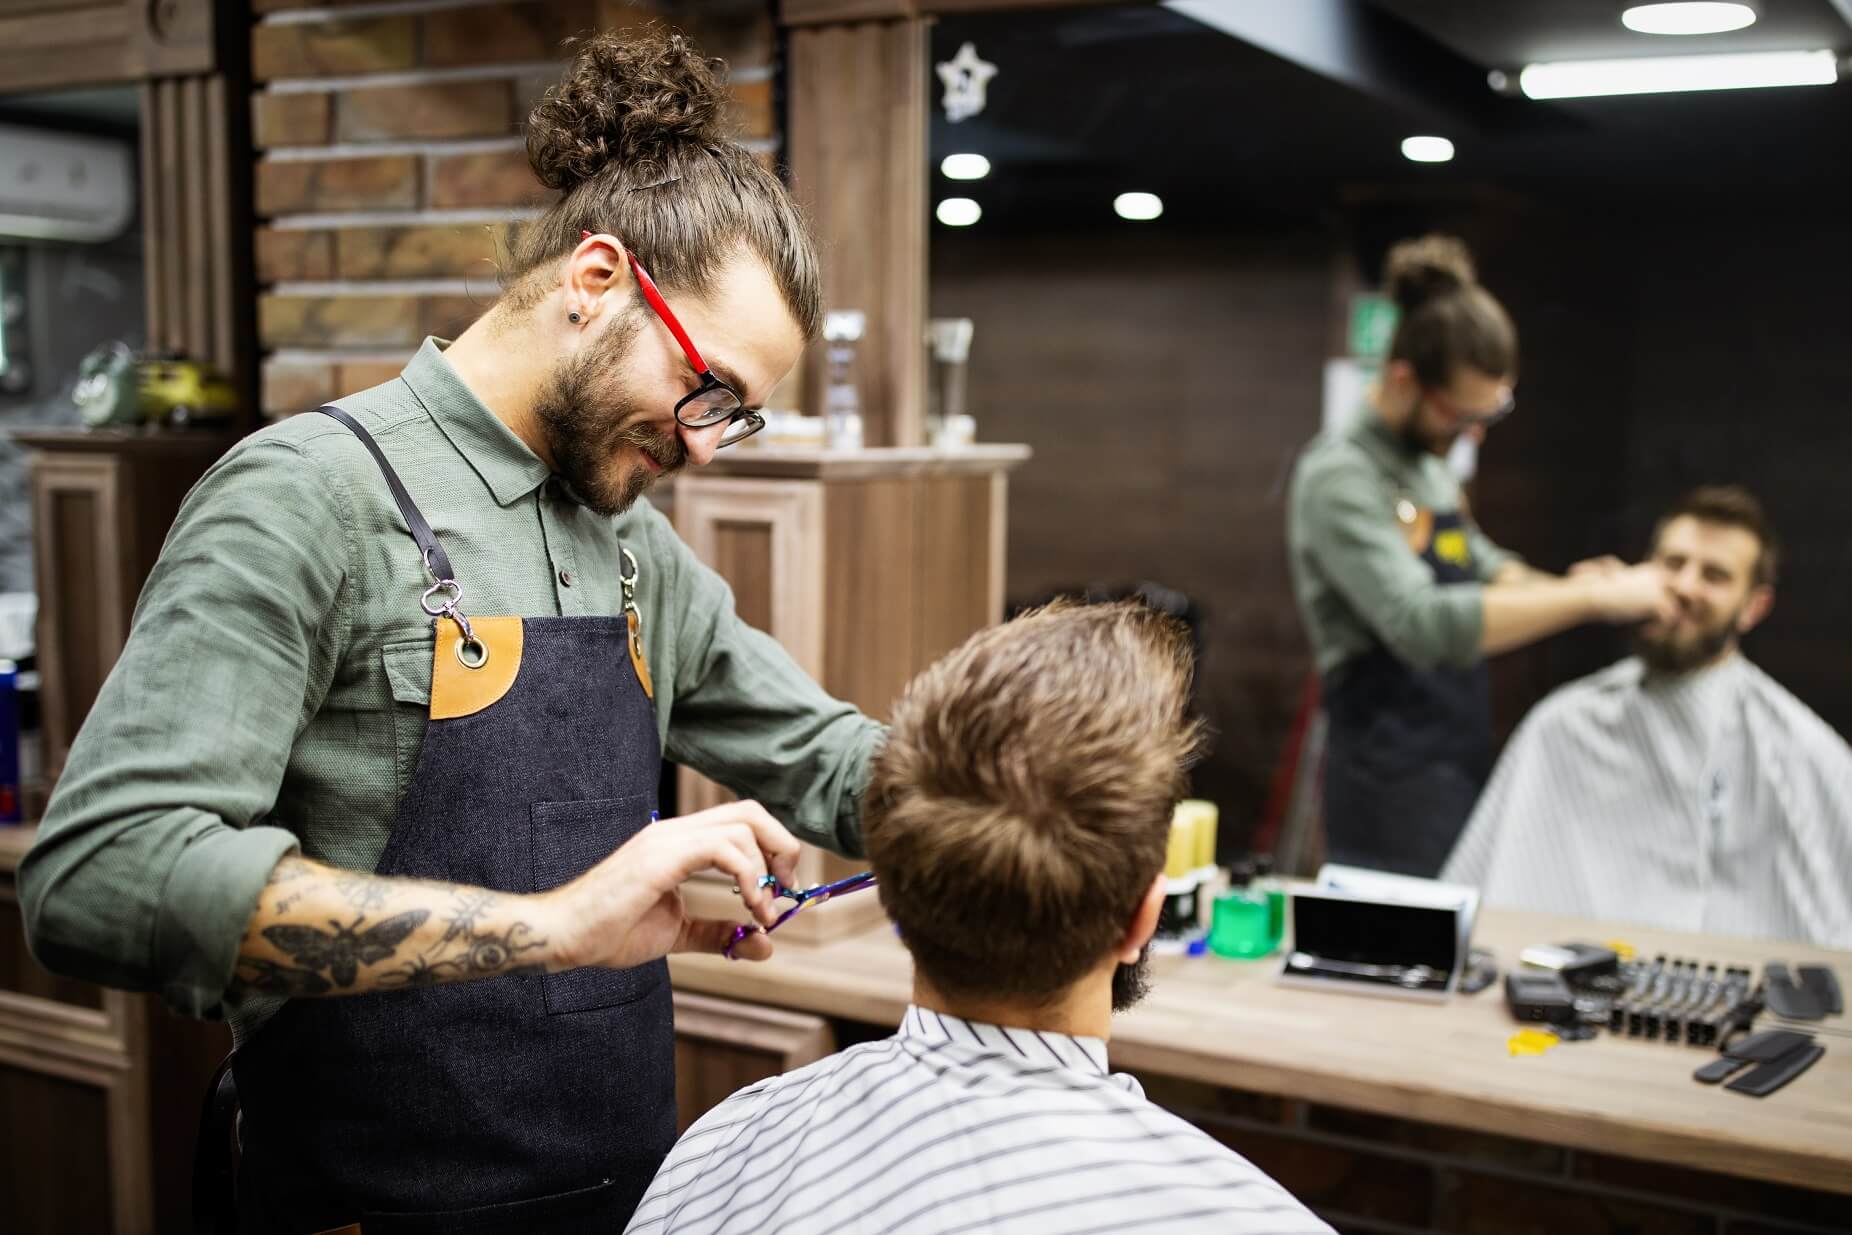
left=1621, top=3, right=1758, bottom=36
left=937, top=197, right=982, bottom=227
left=1519, top=49, right=1836, bottom=98
left=941, top=153, right=991, bottom=181
left=1401, top=135, right=1455, bottom=163
left=1113, top=192, right=1163, bottom=221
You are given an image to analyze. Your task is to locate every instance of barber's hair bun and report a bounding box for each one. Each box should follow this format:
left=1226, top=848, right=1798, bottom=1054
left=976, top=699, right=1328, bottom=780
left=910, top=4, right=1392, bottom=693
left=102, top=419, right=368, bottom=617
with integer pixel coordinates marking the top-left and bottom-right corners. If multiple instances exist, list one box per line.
left=1383, top=234, right=1477, bottom=314
left=526, top=28, right=728, bottom=192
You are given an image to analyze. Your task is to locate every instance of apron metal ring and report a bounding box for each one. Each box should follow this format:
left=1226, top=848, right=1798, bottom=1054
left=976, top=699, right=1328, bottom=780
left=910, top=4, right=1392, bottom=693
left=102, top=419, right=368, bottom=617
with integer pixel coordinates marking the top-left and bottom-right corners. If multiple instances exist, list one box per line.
left=455, top=636, right=490, bottom=670
left=421, top=579, right=462, bottom=616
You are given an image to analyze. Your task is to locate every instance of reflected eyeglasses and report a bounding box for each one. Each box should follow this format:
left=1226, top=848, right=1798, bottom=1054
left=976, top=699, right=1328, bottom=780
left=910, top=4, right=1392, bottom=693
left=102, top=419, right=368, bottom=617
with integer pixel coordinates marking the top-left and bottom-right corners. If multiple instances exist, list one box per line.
left=1423, top=383, right=1516, bottom=428
left=723, top=871, right=879, bottom=959
left=578, top=232, right=763, bottom=448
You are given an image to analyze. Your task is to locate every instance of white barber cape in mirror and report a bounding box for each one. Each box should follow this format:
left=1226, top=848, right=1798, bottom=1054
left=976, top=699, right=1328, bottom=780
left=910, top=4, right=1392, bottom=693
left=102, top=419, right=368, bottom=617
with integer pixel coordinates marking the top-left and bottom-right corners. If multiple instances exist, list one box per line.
left=1443, top=654, right=1852, bottom=948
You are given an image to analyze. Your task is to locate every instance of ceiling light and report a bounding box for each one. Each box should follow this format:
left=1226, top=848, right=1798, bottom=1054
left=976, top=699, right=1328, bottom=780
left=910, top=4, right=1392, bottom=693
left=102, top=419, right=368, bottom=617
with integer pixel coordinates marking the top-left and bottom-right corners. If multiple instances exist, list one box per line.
left=1518, top=49, right=1837, bottom=98
left=1400, top=135, right=1455, bottom=163
left=1621, top=3, right=1757, bottom=36
left=936, top=197, right=982, bottom=227
left=940, top=153, right=991, bottom=181
left=1113, top=192, right=1163, bottom=221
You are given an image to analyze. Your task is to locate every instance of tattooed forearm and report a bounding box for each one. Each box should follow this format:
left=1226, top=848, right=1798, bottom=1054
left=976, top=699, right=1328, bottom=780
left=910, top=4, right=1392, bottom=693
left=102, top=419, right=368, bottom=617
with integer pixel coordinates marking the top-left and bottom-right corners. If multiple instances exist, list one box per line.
left=229, top=856, right=559, bottom=1000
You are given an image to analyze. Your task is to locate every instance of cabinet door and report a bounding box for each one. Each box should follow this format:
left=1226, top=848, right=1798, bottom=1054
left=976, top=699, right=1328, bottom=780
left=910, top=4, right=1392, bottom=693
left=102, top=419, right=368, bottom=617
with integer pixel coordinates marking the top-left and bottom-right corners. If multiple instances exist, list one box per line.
left=29, top=455, right=134, bottom=783
left=670, top=477, right=826, bottom=817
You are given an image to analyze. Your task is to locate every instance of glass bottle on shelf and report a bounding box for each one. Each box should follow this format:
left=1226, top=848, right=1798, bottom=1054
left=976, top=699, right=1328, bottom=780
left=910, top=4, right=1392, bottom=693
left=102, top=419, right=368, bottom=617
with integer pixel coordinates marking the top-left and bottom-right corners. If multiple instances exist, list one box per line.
left=822, top=310, right=865, bottom=451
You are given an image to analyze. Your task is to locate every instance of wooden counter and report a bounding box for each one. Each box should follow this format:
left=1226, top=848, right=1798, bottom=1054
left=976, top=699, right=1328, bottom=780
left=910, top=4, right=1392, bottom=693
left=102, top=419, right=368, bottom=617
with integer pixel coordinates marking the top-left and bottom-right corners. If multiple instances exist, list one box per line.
left=671, top=906, right=1852, bottom=1196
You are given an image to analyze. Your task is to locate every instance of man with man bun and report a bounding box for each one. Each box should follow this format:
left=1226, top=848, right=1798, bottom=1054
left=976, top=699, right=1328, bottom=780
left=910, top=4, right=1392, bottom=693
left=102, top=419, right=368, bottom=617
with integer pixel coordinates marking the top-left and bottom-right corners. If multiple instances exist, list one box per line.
left=21, top=28, right=880, bottom=1230
left=1288, top=235, right=1673, bottom=877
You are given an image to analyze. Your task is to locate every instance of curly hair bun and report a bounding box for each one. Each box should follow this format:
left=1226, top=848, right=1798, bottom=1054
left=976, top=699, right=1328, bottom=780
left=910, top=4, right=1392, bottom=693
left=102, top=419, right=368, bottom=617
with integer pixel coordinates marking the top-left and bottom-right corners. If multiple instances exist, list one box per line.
left=1383, top=234, right=1477, bottom=314
left=526, top=28, right=728, bottom=193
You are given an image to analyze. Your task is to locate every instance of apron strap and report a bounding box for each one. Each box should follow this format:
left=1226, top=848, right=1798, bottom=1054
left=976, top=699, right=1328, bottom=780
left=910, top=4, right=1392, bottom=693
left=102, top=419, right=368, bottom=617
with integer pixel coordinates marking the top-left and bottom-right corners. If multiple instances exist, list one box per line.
left=316, top=404, right=457, bottom=585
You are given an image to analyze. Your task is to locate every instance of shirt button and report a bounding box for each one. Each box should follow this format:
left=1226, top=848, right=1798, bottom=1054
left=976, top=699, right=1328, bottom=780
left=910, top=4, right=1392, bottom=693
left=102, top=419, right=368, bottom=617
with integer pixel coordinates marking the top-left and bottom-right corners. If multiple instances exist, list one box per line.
left=559, top=569, right=574, bottom=587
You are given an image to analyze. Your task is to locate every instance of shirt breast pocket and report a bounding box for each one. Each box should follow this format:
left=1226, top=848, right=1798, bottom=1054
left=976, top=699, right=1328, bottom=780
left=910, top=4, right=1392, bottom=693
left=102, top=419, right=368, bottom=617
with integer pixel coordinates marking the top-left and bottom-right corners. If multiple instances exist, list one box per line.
left=381, top=638, right=433, bottom=800
left=530, top=796, right=666, bottom=1014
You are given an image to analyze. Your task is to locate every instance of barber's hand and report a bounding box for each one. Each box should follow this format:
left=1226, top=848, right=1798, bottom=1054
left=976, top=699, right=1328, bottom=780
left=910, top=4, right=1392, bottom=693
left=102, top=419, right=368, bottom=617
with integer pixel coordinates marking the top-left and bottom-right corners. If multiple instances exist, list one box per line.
left=533, top=801, right=801, bottom=971
left=1586, top=561, right=1677, bottom=625
left=1568, top=554, right=1626, bottom=579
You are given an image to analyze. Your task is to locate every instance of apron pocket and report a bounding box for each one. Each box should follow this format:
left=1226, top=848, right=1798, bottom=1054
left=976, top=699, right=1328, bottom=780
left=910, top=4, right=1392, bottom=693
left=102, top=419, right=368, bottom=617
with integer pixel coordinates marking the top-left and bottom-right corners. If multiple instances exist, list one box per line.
left=530, top=796, right=664, bottom=1014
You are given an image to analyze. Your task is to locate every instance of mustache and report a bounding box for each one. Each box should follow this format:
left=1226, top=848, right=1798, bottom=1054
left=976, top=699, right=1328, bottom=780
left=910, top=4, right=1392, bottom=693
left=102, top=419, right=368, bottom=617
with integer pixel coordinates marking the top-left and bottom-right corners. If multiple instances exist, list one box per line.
left=614, top=423, right=686, bottom=473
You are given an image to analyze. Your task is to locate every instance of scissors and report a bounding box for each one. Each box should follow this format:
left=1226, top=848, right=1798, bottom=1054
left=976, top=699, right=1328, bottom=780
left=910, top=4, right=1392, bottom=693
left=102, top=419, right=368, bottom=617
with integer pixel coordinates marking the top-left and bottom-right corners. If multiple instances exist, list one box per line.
left=723, top=870, right=878, bottom=959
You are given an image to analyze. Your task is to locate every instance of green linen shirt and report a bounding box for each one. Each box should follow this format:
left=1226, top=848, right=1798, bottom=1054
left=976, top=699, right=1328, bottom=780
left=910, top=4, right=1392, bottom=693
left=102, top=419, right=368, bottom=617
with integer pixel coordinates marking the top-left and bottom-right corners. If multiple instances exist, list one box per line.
left=19, top=338, right=886, bottom=1040
left=1287, top=410, right=1514, bottom=679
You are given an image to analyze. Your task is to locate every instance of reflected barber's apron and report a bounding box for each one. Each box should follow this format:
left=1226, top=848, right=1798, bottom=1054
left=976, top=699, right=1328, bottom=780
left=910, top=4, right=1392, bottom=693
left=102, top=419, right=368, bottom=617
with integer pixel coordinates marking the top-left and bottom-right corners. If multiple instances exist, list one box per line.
left=232, top=407, right=672, bottom=1233
left=1321, top=505, right=1491, bottom=878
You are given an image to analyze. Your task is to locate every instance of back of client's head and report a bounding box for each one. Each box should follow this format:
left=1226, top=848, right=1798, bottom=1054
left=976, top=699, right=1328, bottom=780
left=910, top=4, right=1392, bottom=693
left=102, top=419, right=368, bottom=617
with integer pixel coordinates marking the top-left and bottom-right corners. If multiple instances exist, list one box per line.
left=864, top=600, right=1202, bottom=1008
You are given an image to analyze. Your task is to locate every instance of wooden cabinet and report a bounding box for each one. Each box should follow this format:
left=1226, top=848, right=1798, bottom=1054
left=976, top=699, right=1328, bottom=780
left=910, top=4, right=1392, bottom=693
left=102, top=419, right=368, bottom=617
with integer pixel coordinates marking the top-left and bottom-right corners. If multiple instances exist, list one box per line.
left=0, top=826, right=230, bottom=1235
left=16, top=430, right=235, bottom=786
left=4, top=430, right=235, bottom=1234
left=671, top=446, right=1029, bottom=940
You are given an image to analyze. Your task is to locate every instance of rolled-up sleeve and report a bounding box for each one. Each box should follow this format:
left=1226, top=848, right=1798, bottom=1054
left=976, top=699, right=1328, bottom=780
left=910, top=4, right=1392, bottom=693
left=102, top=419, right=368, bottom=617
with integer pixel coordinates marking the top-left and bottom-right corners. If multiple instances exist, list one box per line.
left=1295, top=455, right=1484, bottom=672
left=19, top=437, right=351, bottom=1018
left=652, top=522, right=886, bottom=859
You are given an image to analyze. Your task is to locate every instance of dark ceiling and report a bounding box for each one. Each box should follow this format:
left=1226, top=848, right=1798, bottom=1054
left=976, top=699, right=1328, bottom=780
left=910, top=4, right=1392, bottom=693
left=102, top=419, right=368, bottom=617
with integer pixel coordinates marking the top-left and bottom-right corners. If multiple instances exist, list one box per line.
left=928, top=0, right=1852, bottom=228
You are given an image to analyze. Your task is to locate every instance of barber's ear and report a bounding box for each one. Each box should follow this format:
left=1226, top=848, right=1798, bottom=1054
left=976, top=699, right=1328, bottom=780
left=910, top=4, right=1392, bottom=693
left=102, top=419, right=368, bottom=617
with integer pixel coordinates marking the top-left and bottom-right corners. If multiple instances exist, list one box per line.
left=564, top=232, right=633, bottom=324
left=1120, top=872, right=1168, bottom=964
left=1737, top=585, right=1774, bottom=636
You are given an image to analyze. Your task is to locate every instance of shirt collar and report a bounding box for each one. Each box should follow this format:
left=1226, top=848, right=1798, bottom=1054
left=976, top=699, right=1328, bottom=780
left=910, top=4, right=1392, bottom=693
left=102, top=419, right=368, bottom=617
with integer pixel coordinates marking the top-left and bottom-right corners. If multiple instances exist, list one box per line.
left=399, top=337, right=554, bottom=508
left=899, top=1004, right=1110, bottom=1077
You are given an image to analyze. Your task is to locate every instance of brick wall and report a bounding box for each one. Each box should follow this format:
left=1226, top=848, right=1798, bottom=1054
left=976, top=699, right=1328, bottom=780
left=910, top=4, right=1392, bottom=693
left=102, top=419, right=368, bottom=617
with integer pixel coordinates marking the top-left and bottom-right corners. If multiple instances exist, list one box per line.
left=1133, top=1074, right=1852, bottom=1235
left=251, top=0, right=779, bottom=419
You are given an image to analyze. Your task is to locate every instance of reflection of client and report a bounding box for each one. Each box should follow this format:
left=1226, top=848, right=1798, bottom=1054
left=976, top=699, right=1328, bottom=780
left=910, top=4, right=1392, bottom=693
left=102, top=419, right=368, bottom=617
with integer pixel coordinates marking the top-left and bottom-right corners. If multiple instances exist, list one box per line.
left=1444, top=487, right=1852, bottom=947
left=629, top=602, right=1333, bottom=1235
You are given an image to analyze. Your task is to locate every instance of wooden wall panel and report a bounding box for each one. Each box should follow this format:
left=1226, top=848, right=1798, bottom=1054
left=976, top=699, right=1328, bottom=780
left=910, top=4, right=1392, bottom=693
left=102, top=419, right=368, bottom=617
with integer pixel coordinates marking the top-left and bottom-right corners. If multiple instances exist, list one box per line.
left=0, top=1065, right=115, bottom=1232
left=822, top=479, right=919, bottom=718
left=786, top=19, right=928, bottom=446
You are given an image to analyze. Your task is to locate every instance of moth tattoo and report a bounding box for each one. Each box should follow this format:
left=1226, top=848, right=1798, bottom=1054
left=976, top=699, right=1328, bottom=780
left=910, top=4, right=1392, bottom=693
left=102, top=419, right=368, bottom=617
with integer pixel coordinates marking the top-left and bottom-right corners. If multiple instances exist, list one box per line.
left=261, top=911, right=430, bottom=988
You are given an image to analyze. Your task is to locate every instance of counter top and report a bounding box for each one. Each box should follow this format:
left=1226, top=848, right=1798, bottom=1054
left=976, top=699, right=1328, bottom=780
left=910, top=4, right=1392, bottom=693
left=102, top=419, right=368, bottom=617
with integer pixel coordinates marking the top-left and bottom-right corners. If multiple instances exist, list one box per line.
left=680, top=443, right=1031, bottom=480
left=670, top=906, right=1852, bottom=1194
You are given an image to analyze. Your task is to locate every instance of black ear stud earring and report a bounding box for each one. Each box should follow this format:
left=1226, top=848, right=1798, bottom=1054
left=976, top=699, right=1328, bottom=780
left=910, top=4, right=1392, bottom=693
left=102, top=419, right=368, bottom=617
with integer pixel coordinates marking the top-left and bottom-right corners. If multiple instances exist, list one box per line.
left=569, top=312, right=582, bottom=324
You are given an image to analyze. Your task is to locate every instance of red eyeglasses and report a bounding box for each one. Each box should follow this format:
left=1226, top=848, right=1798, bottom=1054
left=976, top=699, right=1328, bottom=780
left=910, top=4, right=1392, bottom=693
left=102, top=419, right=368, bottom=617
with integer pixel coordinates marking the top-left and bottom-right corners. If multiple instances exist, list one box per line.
left=580, top=232, right=763, bottom=447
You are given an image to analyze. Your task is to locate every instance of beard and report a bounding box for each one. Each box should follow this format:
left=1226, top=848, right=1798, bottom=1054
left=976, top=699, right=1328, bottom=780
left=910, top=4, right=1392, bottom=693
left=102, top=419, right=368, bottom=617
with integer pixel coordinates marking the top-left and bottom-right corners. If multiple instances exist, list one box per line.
left=532, top=309, right=687, bottom=516
left=1400, top=407, right=1457, bottom=457
left=1634, top=601, right=1742, bottom=675
left=1110, top=943, right=1153, bottom=1013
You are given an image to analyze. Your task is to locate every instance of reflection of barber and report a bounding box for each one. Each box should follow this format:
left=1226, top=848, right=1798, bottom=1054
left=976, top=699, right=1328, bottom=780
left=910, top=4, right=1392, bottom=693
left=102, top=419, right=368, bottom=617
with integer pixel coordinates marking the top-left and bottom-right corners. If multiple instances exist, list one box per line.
left=1288, top=236, right=1672, bottom=876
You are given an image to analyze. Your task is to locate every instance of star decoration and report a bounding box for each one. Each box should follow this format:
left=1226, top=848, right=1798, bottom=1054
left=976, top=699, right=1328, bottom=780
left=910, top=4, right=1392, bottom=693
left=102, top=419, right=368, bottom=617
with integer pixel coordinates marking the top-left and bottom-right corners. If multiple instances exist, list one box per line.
left=936, top=42, right=998, bottom=124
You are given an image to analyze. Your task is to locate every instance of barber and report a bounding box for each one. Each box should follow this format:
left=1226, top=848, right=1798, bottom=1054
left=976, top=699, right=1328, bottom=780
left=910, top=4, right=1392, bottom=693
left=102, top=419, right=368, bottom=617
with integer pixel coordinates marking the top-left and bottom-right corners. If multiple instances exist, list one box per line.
left=19, top=30, right=882, bottom=1232
left=1287, top=235, right=1673, bottom=877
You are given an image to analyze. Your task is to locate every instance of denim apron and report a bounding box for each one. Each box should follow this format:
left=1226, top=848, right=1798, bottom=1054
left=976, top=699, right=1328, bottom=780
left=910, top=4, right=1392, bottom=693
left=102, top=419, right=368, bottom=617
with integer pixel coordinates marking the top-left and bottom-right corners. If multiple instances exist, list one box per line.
left=1321, top=506, right=1492, bottom=878
left=231, top=407, right=674, bottom=1233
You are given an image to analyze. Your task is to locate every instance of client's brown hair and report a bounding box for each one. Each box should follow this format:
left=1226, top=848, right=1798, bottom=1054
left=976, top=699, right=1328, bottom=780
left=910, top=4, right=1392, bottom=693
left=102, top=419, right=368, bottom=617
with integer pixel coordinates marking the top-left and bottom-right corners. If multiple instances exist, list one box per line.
left=1655, top=484, right=1781, bottom=588
left=864, top=600, right=1203, bottom=1006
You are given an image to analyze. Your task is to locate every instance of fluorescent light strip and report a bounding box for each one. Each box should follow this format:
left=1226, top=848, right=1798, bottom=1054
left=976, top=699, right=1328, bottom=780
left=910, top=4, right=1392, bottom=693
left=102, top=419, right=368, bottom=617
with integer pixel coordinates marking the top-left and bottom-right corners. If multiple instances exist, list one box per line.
left=1519, top=49, right=1838, bottom=99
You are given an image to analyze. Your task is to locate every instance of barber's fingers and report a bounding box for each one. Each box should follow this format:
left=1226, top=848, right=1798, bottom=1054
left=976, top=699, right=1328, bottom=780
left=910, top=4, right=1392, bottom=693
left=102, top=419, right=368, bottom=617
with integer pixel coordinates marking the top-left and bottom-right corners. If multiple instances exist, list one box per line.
left=677, top=800, right=802, bottom=889
left=648, top=821, right=778, bottom=925
left=677, top=918, right=774, bottom=961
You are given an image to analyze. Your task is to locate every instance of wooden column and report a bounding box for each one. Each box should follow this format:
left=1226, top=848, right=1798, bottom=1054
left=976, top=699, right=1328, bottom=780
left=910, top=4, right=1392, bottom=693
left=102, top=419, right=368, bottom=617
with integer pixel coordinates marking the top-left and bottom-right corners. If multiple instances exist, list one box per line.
left=786, top=18, right=930, bottom=447
left=140, top=71, right=254, bottom=414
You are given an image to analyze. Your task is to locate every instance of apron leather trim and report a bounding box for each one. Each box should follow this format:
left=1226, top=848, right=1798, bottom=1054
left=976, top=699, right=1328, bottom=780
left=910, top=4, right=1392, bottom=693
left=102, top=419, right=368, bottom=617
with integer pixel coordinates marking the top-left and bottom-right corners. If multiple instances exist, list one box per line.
left=431, top=615, right=523, bottom=719
left=626, top=610, right=654, bottom=700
